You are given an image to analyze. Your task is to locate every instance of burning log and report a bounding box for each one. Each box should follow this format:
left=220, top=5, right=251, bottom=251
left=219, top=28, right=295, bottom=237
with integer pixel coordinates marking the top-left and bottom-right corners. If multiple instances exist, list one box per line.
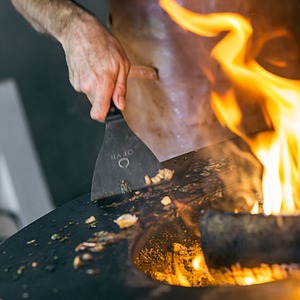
left=199, top=210, right=300, bottom=284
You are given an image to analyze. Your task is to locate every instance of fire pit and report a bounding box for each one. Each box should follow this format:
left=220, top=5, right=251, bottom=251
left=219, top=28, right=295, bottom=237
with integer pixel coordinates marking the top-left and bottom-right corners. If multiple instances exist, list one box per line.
left=1, top=139, right=300, bottom=299
left=134, top=210, right=300, bottom=287
left=133, top=144, right=300, bottom=287
left=2, top=1, right=300, bottom=298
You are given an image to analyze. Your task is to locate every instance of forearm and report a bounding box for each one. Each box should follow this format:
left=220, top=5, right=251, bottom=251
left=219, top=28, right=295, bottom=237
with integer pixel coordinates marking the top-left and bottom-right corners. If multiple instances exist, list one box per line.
left=11, top=0, right=96, bottom=44
left=11, top=0, right=130, bottom=122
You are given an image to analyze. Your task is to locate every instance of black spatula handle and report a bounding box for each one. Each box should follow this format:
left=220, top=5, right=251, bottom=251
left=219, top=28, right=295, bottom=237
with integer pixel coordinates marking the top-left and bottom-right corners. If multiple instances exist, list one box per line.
left=106, top=101, right=123, bottom=122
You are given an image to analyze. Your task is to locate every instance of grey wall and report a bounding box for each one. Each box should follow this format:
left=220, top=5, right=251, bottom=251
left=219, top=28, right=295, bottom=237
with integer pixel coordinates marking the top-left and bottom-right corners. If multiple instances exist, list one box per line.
left=0, top=0, right=109, bottom=207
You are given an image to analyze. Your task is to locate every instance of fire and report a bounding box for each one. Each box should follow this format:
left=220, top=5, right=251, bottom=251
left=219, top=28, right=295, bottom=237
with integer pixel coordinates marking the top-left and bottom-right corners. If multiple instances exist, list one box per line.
left=159, top=0, right=300, bottom=215
left=135, top=241, right=215, bottom=287
left=192, top=254, right=205, bottom=271
left=173, top=260, right=191, bottom=287
left=210, top=263, right=300, bottom=286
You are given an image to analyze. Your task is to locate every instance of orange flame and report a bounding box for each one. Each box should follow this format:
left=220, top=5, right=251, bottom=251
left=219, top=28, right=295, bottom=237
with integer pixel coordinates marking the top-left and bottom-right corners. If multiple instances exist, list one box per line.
left=160, top=0, right=300, bottom=215
left=174, top=260, right=191, bottom=287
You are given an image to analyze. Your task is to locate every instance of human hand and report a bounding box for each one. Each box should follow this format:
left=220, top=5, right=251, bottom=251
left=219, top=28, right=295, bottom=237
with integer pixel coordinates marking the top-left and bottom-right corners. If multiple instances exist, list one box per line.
left=60, top=14, right=130, bottom=122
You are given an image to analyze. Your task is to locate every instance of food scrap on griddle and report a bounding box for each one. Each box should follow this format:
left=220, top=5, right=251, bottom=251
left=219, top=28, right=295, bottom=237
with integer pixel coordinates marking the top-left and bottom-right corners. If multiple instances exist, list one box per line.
left=145, top=168, right=174, bottom=186
left=161, top=196, right=172, bottom=206
left=113, top=213, right=138, bottom=229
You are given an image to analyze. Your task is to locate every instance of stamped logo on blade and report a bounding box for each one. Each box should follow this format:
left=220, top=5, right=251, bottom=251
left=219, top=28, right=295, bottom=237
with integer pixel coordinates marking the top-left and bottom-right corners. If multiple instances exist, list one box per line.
left=118, top=158, right=130, bottom=169
left=110, top=149, right=134, bottom=169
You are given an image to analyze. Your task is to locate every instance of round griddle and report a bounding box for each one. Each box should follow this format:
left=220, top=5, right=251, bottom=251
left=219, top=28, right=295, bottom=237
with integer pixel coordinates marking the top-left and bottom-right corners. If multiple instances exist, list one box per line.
left=1, top=139, right=300, bottom=300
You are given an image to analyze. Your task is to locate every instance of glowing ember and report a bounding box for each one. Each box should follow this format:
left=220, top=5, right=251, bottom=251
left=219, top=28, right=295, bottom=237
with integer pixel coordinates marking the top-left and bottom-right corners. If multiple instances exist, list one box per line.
left=192, top=254, right=205, bottom=271
left=210, top=263, right=300, bottom=286
left=135, top=242, right=215, bottom=287
left=135, top=239, right=300, bottom=286
left=159, top=0, right=300, bottom=215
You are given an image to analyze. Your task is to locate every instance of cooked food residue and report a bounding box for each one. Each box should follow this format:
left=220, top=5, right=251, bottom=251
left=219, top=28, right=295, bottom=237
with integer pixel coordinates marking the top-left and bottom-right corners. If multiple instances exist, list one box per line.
left=161, top=196, right=172, bottom=206
left=85, top=216, right=97, bottom=224
left=113, top=214, right=138, bottom=229
left=145, top=168, right=174, bottom=185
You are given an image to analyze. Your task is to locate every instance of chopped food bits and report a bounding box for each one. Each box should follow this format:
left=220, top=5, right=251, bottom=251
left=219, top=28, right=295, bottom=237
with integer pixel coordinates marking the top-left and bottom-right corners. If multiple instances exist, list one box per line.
left=75, top=242, right=105, bottom=253
left=113, top=214, right=138, bottom=229
left=161, top=196, right=172, bottom=206
left=17, top=265, right=26, bottom=275
left=51, top=233, right=60, bottom=241
left=26, top=239, right=36, bottom=245
left=144, top=175, right=151, bottom=185
left=73, top=253, right=94, bottom=269
left=73, top=231, right=129, bottom=274
left=120, top=180, right=132, bottom=194
left=85, top=216, right=96, bottom=224
left=145, top=168, right=175, bottom=186
left=86, top=268, right=100, bottom=275
left=73, top=256, right=82, bottom=269
left=81, top=253, right=94, bottom=262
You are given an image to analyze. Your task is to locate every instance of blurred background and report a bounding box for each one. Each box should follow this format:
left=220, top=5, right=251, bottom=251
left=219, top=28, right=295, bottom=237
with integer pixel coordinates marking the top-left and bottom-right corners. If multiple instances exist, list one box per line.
left=0, top=0, right=108, bottom=238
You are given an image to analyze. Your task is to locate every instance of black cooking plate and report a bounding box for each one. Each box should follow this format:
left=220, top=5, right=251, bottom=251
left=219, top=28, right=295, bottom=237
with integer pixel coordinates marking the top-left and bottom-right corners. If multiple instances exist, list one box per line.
left=1, top=139, right=300, bottom=300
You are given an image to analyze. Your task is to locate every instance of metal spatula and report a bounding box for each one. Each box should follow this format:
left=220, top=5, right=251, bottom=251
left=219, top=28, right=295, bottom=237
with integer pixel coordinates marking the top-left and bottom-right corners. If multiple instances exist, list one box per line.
left=91, top=103, right=162, bottom=201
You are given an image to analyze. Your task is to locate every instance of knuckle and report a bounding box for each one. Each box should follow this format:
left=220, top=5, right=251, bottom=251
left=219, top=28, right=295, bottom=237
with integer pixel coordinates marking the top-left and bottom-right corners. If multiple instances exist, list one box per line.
left=74, top=86, right=81, bottom=93
left=80, top=80, right=92, bottom=94
left=90, top=109, right=106, bottom=123
left=71, top=80, right=81, bottom=93
left=115, top=82, right=126, bottom=93
left=92, top=115, right=105, bottom=123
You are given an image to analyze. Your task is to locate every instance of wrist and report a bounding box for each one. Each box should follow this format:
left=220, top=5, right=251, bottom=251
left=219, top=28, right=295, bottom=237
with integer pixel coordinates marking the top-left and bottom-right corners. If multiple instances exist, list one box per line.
left=55, top=3, right=86, bottom=44
left=58, top=6, right=104, bottom=47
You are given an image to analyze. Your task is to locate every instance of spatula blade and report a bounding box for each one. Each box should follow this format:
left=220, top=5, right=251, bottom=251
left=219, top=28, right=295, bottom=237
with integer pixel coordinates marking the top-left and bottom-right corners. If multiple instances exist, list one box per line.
left=91, top=118, right=162, bottom=201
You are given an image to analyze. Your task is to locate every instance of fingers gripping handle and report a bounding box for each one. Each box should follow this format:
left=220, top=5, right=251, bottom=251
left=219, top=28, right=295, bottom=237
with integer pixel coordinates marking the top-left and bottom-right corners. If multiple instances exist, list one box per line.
left=106, top=100, right=123, bottom=122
